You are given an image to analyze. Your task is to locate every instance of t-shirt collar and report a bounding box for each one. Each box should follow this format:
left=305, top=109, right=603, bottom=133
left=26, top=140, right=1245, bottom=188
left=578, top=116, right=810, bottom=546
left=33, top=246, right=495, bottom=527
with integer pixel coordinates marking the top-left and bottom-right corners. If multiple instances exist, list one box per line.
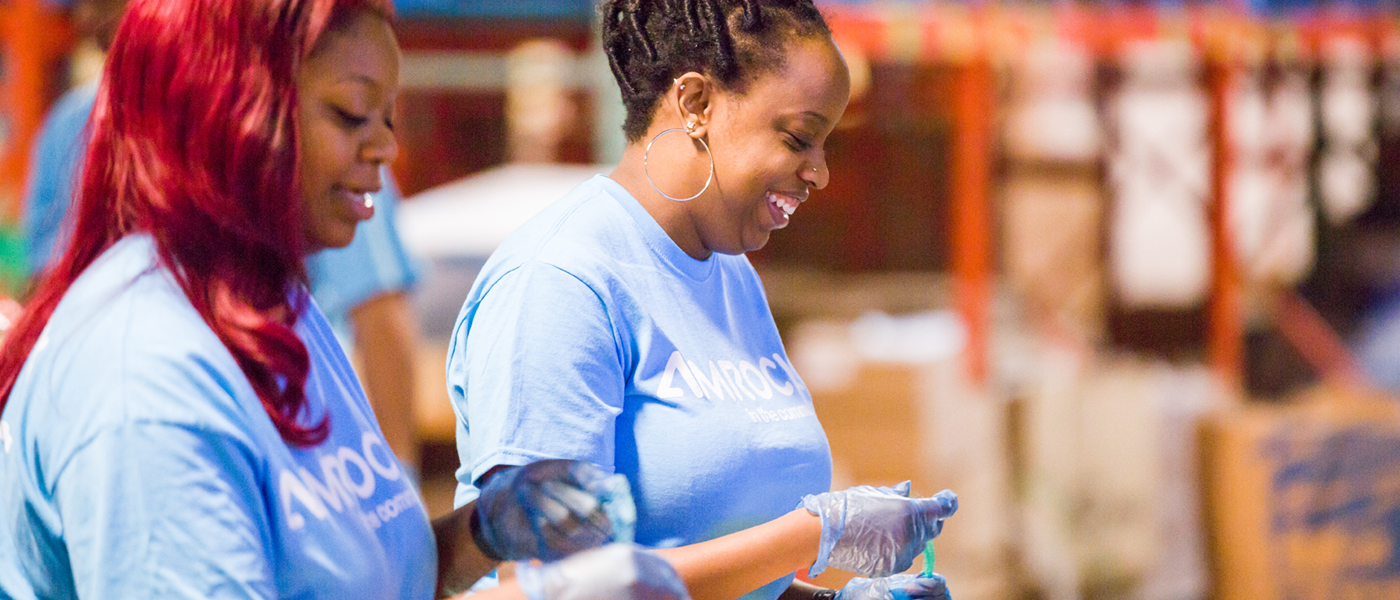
left=594, top=175, right=716, bottom=281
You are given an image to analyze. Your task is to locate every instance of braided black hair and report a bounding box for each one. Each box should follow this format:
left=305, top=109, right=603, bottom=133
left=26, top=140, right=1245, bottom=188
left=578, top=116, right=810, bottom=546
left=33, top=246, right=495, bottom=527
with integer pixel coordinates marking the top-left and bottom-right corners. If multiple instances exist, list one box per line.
left=600, top=0, right=830, bottom=142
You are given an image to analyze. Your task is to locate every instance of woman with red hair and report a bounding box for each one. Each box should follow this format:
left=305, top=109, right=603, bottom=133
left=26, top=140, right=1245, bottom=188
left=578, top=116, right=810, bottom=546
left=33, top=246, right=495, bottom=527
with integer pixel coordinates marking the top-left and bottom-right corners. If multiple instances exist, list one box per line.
left=0, top=0, right=686, bottom=598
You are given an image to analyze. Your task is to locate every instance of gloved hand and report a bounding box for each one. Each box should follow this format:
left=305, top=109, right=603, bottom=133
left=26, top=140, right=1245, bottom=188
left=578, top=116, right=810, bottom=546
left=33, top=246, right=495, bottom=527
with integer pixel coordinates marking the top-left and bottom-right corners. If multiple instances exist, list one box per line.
left=515, top=543, right=691, bottom=600
left=800, top=481, right=957, bottom=577
left=474, top=459, right=636, bottom=561
left=837, top=574, right=950, bottom=600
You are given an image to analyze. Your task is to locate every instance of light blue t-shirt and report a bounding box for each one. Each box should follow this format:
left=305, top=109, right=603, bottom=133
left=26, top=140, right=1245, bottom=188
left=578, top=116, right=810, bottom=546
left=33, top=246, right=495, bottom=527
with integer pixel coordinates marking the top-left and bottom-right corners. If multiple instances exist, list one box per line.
left=22, top=82, right=95, bottom=275
left=0, top=235, right=435, bottom=599
left=448, top=175, right=832, bottom=600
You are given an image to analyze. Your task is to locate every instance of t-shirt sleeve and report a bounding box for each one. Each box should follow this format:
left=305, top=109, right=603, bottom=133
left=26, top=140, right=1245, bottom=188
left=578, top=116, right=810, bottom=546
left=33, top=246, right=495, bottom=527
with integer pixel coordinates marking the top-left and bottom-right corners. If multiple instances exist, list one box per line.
left=54, top=422, right=275, bottom=599
left=448, top=260, right=626, bottom=490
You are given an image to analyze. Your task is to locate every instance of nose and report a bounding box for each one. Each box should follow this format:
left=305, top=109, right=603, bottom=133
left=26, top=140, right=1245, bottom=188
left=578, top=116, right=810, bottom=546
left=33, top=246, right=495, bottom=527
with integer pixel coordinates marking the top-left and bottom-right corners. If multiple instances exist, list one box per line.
left=361, top=122, right=399, bottom=166
left=802, top=159, right=830, bottom=190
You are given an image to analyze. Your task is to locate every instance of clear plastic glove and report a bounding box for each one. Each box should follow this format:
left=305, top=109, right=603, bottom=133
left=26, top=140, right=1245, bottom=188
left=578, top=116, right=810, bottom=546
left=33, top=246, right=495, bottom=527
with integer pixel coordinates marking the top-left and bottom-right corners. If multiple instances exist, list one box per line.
left=515, top=543, right=691, bottom=600
left=837, top=574, right=951, bottom=600
left=475, top=459, right=636, bottom=561
left=800, top=481, right=958, bottom=577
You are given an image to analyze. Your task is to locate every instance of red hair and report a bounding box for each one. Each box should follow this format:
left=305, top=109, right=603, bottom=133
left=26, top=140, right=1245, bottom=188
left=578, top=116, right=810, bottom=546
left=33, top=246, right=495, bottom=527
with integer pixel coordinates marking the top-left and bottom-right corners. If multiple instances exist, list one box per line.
left=0, top=0, right=393, bottom=446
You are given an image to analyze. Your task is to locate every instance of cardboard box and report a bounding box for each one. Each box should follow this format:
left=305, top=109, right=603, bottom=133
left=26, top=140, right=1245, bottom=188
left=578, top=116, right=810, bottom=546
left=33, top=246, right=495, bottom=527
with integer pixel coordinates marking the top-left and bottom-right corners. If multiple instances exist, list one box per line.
left=1203, top=389, right=1400, bottom=599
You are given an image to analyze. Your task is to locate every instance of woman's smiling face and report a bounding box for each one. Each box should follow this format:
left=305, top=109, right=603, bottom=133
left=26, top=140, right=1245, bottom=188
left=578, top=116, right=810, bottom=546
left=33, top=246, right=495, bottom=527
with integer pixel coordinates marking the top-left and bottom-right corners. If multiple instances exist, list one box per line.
left=296, top=10, right=400, bottom=252
left=692, top=36, right=850, bottom=256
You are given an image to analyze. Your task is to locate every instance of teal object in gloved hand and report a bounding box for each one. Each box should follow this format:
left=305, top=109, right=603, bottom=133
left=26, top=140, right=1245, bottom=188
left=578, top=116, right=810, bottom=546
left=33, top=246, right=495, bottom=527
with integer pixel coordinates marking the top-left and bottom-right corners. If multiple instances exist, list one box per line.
left=922, top=541, right=935, bottom=577
left=475, top=459, right=636, bottom=561
left=838, top=574, right=950, bottom=600
left=800, top=481, right=958, bottom=577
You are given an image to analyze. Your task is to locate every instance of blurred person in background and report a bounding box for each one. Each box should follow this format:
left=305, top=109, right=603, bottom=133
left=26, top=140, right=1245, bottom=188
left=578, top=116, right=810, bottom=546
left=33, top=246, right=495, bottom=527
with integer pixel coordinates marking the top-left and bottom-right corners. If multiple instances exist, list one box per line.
left=22, top=0, right=424, bottom=474
left=21, top=0, right=122, bottom=276
left=445, top=1, right=958, bottom=600
left=0, top=0, right=687, bottom=598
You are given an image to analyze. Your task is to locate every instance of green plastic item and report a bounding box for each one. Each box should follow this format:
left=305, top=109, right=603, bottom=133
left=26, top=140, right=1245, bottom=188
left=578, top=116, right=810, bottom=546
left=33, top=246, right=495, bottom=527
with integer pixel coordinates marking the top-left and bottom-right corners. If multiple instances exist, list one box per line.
left=0, top=222, right=26, bottom=298
left=921, top=540, right=935, bottom=577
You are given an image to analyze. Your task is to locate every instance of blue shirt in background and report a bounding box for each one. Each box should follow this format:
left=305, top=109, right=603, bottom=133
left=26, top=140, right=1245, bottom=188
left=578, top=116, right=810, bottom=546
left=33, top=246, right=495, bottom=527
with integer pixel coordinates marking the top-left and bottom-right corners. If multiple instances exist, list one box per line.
left=448, top=175, right=832, bottom=600
left=0, top=234, right=436, bottom=599
left=22, top=82, right=95, bottom=275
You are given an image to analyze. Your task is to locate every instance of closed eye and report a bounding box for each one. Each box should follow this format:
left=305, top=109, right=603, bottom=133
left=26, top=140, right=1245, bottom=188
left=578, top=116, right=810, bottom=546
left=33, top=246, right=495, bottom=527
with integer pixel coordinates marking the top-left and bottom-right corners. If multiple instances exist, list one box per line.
left=333, top=106, right=369, bottom=128
left=784, top=131, right=813, bottom=152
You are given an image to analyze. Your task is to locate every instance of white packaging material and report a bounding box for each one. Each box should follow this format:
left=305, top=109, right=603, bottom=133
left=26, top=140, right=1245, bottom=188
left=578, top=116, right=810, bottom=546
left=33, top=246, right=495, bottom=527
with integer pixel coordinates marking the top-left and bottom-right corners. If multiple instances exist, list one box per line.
left=1004, top=40, right=1102, bottom=162
left=1109, top=180, right=1212, bottom=308
left=1321, top=37, right=1376, bottom=146
left=1267, top=73, right=1315, bottom=154
left=1228, top=73, right=1269, bottom=157
left=1005, top=96, right=1103, bottom=163
left=1318, top=36, right=1378, bottom=226
left=1319, top=149, right=1377, bottom=225
left=1107, top=40, right=1213, bottom=308
left=1226, top=67, right=1315, bottom=285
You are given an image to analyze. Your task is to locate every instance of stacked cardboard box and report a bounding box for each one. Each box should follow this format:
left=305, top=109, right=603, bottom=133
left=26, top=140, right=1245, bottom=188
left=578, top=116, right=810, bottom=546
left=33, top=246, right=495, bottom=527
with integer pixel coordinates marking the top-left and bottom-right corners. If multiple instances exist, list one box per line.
left=1203, top=387, right=1400, bottom=599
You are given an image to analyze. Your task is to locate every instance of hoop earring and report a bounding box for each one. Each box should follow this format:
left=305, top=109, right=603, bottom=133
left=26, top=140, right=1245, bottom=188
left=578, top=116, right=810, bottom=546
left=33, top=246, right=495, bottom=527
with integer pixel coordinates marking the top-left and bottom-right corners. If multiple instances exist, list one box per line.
left=644, top=127, right=714, bottom=202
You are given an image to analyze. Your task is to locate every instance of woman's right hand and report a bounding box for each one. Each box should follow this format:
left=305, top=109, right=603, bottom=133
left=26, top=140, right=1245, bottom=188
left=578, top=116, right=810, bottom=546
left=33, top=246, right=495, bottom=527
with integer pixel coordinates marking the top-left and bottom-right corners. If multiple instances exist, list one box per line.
left=799, top=482, right=958, bottom=577
left=515, top=543, right=691, bottom=600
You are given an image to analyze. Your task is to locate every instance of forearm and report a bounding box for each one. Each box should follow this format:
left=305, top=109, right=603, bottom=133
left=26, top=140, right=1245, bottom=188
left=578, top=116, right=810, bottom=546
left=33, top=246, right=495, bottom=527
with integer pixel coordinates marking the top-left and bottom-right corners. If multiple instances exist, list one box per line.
left=349, top=292, right=419, bottom=465
left=654, top=508, right=822, bottom=600
left=433, top=501, right=501, bottom=598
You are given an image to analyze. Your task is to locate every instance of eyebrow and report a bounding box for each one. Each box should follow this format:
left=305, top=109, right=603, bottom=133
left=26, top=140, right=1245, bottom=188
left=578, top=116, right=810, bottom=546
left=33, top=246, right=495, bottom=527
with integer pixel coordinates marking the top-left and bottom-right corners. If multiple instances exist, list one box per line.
left=336, top=74, right=387, bottom=88
left=795, top=111, right=830, bottom=127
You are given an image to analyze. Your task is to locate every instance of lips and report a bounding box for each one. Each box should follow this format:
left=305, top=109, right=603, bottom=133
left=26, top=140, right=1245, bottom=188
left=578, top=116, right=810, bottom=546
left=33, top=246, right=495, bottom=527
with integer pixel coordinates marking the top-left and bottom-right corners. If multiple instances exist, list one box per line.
left=766, top=192, right=803, bottom=229
left=336, top=185, right=377, bottom=221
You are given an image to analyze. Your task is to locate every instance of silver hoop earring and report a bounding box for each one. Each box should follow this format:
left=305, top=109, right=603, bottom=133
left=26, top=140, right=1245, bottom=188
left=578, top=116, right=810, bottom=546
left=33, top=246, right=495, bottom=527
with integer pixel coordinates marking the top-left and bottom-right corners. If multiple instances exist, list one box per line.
left=644, top=127, right=714, bottom=202
left=363, top=193, right=374, bottom=209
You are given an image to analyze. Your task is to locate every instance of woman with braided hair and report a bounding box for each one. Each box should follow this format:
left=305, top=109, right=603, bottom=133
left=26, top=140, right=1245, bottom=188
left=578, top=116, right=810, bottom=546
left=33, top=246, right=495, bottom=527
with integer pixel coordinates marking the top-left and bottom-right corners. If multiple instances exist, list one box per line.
left=0, top=0, right=691, bottom=598
left=447, top=1, right=959, bottom=599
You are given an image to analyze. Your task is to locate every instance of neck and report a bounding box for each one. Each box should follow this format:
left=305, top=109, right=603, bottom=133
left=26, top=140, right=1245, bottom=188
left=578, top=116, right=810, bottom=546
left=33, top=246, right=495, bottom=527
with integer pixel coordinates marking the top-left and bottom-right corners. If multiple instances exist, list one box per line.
left=610, top=144, right=712, bottom=261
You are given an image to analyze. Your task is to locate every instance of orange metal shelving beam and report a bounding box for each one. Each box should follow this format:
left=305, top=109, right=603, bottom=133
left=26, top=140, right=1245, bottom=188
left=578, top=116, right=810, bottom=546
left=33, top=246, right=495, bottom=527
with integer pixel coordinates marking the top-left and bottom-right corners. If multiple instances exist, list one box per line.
left=0, top=0, right=74, bottom=223
left=950, top=49, right=994, bottom=386
left=1206, top=50, right=1244, bottom=392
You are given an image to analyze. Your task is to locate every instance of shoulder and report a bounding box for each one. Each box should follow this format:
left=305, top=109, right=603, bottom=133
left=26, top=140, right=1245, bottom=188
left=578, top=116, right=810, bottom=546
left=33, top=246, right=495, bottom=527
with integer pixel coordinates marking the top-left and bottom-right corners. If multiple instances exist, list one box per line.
left=34, top=84, right=97, bottom=147
left=49, top=84, right=98, bottom=121
left=479, top=178, right=644, bottom=290
left=16, top=237, right=258, bottom=442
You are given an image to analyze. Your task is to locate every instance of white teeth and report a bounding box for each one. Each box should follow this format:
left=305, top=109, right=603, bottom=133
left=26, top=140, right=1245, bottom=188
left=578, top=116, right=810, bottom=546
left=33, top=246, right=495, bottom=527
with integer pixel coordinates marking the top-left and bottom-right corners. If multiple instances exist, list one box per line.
left=768, top=193, right=799, bottom=217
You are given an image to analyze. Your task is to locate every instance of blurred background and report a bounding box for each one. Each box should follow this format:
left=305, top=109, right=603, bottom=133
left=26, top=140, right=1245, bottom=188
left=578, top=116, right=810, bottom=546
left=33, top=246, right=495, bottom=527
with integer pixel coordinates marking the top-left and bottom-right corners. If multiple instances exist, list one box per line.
left=2, top=0, right=1400, bottom=598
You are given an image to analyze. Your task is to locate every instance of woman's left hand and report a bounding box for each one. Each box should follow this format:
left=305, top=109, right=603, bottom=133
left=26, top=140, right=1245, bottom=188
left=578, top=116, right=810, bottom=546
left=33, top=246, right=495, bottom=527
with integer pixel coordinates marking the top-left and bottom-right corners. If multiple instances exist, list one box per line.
left=800, top=481, right=958, bottom=577
left=836, top=574, right=950, bottom=600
